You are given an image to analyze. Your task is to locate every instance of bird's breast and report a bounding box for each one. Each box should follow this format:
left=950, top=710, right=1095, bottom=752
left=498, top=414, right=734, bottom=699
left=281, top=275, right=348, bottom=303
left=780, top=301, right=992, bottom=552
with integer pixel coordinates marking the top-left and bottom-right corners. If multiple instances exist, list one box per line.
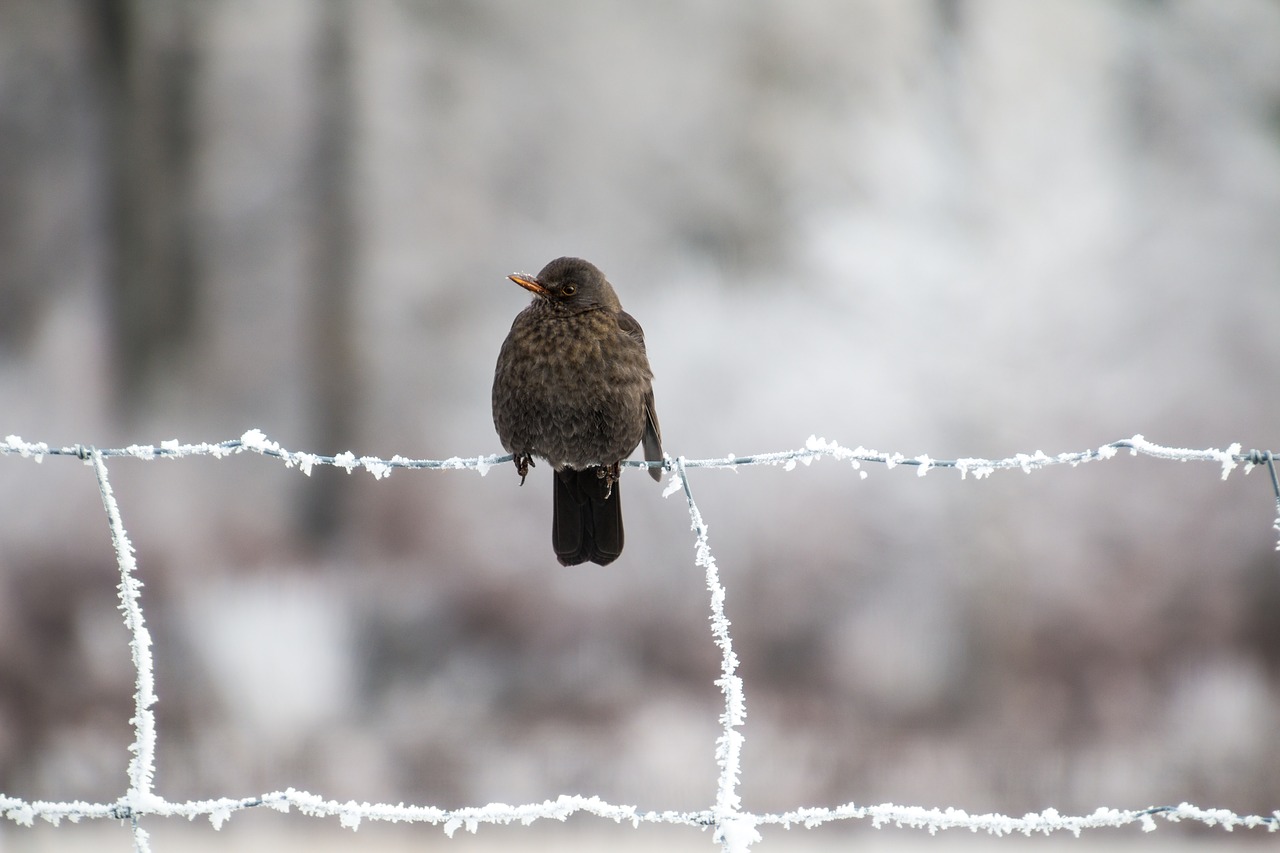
left=493, top=307, right=652, bottom=468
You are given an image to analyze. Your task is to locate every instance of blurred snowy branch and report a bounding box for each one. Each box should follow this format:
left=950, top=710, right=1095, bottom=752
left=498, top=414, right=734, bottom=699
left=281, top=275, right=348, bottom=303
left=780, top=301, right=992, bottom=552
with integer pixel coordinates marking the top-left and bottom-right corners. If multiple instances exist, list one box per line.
left=2, top=429, right=1279, bottom=852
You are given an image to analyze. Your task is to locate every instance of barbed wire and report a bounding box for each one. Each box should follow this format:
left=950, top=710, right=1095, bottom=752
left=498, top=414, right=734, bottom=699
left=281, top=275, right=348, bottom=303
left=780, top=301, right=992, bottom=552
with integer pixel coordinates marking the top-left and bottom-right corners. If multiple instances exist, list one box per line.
left=2, top=429, right=1279, bottom=852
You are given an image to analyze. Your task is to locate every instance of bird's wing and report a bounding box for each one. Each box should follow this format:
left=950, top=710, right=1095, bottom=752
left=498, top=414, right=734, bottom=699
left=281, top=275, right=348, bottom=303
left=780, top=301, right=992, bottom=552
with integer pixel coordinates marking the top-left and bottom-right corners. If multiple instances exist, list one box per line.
left=616, top=310, right=646, bottom=347
left=641, top=389, right=663, bottom=481
left=617, top=311, right=663, bottom=480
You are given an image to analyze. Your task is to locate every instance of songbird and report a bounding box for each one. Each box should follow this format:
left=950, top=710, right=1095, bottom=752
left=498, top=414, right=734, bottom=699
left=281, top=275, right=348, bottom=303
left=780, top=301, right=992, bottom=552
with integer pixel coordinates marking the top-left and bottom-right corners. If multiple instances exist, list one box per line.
left=492, top=257, right=663, bottom=565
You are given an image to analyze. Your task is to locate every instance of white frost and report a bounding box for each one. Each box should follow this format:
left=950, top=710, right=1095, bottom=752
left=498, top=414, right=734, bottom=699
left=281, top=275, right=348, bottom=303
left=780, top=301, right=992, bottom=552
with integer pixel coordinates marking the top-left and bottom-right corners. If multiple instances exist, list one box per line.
left=239, top=428, right=278, bottom=453
left=3, top=430, right=1276, bottom=851
left=716, top=815, right=762, bottom=852
left=362, top=458, right=393, bottom=480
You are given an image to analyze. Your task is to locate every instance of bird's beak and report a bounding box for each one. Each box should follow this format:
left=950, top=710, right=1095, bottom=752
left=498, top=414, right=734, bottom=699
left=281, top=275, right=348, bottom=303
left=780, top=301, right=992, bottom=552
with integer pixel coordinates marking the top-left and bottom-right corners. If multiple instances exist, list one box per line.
left=508, top=273, right=549, bottom=296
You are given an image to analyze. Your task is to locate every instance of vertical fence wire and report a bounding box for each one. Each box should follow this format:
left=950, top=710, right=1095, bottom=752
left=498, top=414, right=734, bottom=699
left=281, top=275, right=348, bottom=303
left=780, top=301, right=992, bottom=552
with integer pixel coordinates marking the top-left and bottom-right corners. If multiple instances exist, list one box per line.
left=89, top=449, right=158, bottom=853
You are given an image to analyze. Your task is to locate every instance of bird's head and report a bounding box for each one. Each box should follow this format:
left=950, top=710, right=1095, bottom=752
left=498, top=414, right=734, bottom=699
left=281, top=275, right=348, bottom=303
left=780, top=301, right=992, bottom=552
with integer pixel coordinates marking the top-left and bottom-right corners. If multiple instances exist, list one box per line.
left=508, top=257, right=621, bottom=313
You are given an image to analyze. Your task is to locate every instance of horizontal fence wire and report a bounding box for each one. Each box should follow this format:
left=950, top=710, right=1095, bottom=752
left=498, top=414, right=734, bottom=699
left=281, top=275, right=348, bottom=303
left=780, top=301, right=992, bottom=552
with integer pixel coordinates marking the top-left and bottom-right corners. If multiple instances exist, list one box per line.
left=2, top=430, right=1279, bottom=852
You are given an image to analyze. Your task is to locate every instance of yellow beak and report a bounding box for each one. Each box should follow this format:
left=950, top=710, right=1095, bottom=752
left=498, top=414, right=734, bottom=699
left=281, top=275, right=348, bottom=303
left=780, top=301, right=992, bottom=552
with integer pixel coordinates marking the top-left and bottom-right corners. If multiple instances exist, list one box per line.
left=508, top=273, right=548, bottom=296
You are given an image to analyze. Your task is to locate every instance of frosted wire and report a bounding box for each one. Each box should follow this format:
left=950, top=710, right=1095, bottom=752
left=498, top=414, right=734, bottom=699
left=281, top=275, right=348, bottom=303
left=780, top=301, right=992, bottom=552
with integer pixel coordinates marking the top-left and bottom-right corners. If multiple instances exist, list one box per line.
left=2, top=431, right=1279, bottom=852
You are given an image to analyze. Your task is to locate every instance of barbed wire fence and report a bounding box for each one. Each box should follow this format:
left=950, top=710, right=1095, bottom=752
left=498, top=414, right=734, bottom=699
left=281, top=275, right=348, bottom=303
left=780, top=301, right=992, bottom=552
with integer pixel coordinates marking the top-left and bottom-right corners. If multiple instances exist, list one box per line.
left=2, top=429, right=1279, bottom=852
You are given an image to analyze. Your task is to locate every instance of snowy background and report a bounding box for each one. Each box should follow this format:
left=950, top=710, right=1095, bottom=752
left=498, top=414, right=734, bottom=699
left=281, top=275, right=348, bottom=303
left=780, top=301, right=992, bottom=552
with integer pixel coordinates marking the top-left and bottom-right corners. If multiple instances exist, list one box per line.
left=2, top=0, right=1280, bottom=844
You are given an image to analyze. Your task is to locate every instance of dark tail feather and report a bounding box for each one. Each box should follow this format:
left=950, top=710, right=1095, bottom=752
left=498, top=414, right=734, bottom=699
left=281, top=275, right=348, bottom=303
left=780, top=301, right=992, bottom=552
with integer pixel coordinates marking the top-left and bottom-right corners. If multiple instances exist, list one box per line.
left=553, top=467, right=623, bottom=566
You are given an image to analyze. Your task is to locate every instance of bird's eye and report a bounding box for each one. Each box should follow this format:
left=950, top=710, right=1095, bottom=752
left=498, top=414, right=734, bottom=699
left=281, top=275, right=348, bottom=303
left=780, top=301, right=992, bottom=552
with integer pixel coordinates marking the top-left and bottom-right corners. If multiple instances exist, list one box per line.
left=561, top=284, right=577, bottom=296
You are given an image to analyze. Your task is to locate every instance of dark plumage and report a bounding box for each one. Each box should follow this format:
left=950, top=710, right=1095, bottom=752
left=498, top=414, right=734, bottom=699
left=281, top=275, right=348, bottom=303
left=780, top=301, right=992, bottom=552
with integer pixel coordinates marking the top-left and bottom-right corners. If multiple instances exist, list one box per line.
left=492, top=257, right=663, bottom=566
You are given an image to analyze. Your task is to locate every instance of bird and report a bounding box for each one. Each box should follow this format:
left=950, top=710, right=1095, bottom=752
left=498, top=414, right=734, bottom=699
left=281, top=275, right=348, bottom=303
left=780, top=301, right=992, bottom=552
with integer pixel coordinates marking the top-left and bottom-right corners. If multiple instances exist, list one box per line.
left=492, top=257, right=663, bottom=566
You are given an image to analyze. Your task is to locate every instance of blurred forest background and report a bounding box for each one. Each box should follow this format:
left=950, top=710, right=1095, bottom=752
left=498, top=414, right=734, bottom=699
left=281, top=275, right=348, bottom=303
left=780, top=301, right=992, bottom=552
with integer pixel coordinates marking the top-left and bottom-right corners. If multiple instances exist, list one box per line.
left=2, top=0, right=1280, bottom=836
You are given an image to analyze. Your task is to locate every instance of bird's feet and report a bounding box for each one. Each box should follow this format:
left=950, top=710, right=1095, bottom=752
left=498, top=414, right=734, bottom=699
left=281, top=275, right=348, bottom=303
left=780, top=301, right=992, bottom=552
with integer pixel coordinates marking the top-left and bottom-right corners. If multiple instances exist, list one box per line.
left=515, top=453, right=535, bottom=485
left=595, top=463, right=620, bottom=499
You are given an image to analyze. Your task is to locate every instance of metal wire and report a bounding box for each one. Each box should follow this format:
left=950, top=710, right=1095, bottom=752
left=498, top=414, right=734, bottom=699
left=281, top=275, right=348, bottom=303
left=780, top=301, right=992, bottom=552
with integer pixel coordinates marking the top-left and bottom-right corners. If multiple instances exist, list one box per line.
left=2, top=430, right=1279, bottom=852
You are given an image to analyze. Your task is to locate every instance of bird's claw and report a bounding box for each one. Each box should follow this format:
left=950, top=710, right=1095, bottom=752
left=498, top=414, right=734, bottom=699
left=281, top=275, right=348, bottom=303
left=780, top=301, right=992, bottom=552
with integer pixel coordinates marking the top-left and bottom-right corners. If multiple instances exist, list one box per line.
left=595, top=463, right=619, bottom=500
left=515, top=454, right=535, bottom=485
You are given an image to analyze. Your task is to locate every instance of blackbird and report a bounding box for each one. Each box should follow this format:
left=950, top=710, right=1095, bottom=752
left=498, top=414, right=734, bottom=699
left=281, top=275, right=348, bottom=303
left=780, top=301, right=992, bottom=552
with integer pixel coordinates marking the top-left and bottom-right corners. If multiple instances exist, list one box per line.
left=492, top=257, right=663, bottom=566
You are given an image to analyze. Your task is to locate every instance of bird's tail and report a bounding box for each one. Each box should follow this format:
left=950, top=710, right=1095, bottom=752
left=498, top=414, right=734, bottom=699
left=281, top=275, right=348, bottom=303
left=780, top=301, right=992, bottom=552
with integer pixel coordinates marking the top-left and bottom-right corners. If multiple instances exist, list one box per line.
left=553, top=466, right=623, bottom=566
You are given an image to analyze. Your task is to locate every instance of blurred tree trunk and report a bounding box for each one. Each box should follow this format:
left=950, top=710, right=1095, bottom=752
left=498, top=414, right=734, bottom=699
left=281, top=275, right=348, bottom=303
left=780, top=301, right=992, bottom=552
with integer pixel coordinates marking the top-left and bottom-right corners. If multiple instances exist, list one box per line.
left=89, top=0, right=201, bottom=412
left=299, top=0, right=359, bottom=544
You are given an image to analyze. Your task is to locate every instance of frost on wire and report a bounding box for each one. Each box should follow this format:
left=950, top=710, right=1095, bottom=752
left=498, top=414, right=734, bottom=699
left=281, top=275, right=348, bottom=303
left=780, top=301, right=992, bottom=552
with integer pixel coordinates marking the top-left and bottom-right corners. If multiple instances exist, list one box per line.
left=1, top=430, right=1278, bottom=852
